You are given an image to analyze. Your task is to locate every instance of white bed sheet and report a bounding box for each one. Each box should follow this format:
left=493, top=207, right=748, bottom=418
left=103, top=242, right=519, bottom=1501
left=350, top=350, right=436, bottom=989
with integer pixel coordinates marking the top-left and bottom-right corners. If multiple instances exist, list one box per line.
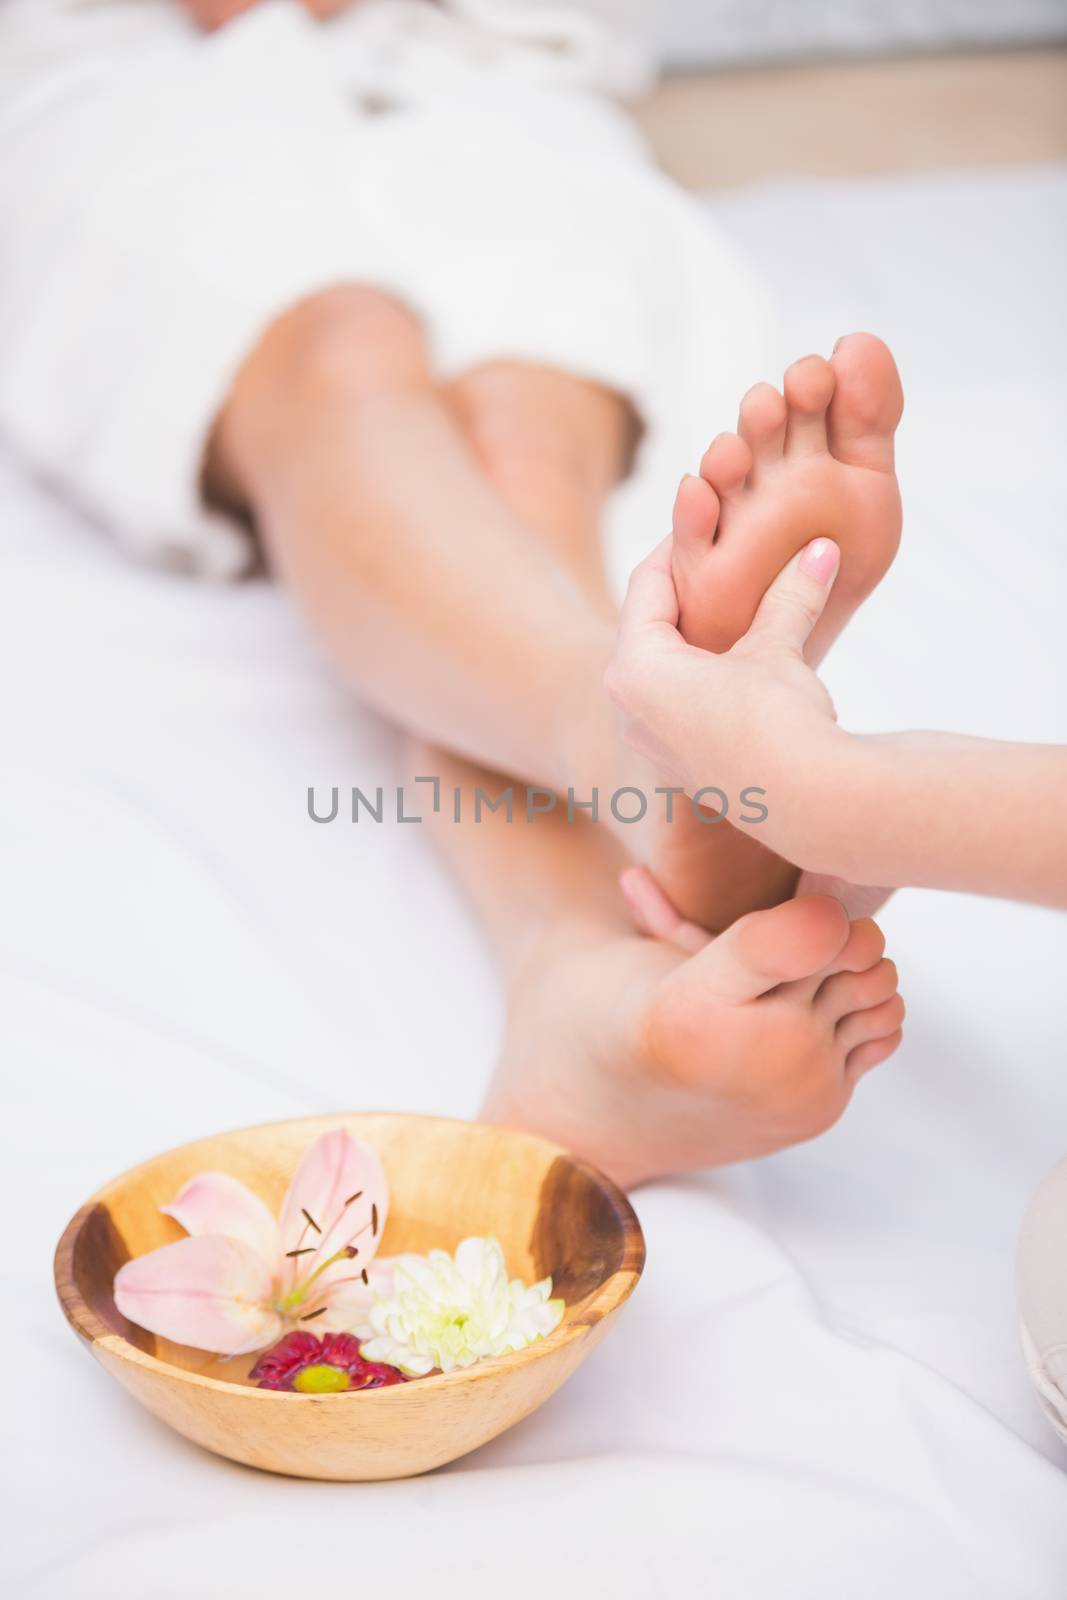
left=3, top=164, right=1067, bottom=1599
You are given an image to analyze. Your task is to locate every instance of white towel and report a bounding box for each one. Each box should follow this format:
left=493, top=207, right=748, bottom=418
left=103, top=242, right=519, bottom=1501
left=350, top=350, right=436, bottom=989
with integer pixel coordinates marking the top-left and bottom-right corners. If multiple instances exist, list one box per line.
left=0, top=0, right=768, bottom=576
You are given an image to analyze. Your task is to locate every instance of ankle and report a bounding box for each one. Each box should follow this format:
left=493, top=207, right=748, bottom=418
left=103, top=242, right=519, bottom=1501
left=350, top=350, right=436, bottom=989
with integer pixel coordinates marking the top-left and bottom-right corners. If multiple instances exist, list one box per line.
left=502, top=895, right=631, bottom=991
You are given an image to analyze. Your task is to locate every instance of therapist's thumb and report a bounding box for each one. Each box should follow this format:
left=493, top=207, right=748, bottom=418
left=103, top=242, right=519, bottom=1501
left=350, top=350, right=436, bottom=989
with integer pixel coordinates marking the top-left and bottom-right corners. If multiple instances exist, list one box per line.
left=746, top=538, right=840, bottom=654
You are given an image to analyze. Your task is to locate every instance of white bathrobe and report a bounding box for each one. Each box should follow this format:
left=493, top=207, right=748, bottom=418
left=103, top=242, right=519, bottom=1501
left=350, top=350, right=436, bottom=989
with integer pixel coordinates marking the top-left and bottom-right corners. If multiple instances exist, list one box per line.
left=0, top=0, right=769, bottom=577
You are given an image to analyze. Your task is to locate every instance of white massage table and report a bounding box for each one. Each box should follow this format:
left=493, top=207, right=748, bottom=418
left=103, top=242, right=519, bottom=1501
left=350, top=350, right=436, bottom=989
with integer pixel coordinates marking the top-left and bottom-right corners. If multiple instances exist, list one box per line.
left=3, top=163, right=1067, bottom=1597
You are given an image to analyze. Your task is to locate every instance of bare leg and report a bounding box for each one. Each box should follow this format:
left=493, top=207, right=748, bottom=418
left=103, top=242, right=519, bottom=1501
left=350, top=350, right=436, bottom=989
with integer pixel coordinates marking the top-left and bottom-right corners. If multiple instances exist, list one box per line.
left=445, top=359, right=633, bottom=616
left=211, top=314, right=902, bottom=1182
left=208, top=288, right=792, bottom=929
left=207, top=287, right=616, bottom=789
left=444, top=361, right=810, bottom=925
left=413, top=363, right=900, bottom=1183
left=210, top=294, right=903, bottom=944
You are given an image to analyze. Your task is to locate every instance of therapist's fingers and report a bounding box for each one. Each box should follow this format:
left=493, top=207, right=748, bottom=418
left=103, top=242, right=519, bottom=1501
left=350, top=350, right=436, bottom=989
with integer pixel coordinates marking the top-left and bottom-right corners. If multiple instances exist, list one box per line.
left=619, top=866, right=711, bottom=954
left=607, top=537, right=687, bottom=714
left=616, top=536, right=682, bottom=649
left=745, top=538, right=840, bottom=655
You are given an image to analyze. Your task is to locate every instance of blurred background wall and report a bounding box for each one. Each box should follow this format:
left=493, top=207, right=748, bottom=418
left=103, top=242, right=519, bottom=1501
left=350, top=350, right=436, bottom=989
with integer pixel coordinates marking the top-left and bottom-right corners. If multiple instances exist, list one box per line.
left=614, top=0, right=1067, bottom=188
left=653, top=0, right=1067, bottom=68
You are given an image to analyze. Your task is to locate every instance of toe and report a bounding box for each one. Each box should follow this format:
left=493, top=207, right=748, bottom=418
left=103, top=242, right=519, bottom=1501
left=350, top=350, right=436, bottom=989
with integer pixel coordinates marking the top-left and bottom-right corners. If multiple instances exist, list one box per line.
left=737, top=382, right=787, bottom=471
left=836, top=992, right=906, bottom=1053
left=699, top=431, right=752, bottom=504
left=827, top=332, right=904, bottom=472
left=672, top=471, right=720, bottom=552
left=697, top=895, right=850, bottom=1004
left=778, top=913, right=888, bottom=1005
left=783, top=354, right=835, bottom=455
left=816, top=917, right=886, bottom=978
left=816, top=957, right=898, bottom=1020
left=846, top=1028, right=903, bottom=1080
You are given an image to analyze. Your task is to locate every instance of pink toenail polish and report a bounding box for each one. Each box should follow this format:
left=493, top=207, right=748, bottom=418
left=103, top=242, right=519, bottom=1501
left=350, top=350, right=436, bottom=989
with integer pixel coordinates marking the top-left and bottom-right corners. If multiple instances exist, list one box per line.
left=799, top=538, right=840, bottom=584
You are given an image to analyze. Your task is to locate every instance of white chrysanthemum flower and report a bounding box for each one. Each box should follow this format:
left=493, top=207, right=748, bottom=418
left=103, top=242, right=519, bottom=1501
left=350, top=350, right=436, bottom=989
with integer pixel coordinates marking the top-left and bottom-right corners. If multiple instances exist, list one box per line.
left=356, top=1235, right=565, bottom=1376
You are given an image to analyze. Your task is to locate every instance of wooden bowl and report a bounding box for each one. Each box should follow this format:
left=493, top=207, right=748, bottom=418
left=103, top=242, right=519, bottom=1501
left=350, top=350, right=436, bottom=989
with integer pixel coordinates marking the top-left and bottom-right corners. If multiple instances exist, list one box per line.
left=54, top=1112, right=644, bottom=1480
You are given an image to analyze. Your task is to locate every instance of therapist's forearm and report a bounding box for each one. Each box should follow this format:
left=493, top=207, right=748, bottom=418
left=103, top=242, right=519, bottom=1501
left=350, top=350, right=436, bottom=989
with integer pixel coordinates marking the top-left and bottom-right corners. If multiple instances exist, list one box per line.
left=755, top=730, right=1067, bottom=905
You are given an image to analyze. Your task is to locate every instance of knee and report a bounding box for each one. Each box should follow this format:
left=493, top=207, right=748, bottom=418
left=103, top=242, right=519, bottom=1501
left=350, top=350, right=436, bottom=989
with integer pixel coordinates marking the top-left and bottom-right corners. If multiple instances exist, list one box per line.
left=207, top=285, right=430, bottom=506
left=273, top=285, right=430, bottom=400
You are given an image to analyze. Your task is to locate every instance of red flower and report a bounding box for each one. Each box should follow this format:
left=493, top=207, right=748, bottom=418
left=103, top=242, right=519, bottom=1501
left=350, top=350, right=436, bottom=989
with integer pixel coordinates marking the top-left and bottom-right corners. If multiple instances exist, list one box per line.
left=249, top=1331, right=407, bottom=1393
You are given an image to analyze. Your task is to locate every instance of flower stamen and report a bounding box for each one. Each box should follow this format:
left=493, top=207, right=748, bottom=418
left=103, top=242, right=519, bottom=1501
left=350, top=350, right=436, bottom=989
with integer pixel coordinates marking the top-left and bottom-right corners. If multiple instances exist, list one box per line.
left=282, top=1184, right=385, bottom=1314
left=112, top=1129, right=389, bottom=1361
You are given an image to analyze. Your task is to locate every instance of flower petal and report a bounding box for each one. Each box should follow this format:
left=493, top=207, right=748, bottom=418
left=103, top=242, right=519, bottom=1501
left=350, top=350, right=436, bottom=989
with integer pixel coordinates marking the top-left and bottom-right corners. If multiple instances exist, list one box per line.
left=248, top=1330, right=324, bottom=1387
left=352, top=1237, right=565, bottom=1375
left=277, top=1130, right=388, bottom=1289
left=314, top=1259, right=395, bottom=1332
left=161, top=1171, right=279, bottom=1263
left=359, top=1335, right=435, bottom=1378
left=455, top=1235, right=501, bottom=1288
left=114, top=1236, right=281, bottom=1356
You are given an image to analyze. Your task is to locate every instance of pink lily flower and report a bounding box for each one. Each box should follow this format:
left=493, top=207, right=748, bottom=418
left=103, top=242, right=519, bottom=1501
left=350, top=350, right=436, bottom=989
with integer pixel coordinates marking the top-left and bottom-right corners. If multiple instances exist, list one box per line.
left=113, top=1131, right=389, bottom=1357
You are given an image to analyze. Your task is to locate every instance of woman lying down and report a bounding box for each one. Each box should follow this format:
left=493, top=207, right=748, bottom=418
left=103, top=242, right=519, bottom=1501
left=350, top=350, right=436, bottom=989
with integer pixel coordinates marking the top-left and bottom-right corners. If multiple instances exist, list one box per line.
left=1, top=0, right=917, bottom=1188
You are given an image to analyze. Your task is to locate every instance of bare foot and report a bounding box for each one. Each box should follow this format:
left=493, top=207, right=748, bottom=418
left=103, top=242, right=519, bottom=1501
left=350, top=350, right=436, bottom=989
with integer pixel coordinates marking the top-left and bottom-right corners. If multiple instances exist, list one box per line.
left=484, top=894, right=903, bottom=1188
left=672, top=332, right=903, bottom=663
left=644, top=333, right=904, bottom=929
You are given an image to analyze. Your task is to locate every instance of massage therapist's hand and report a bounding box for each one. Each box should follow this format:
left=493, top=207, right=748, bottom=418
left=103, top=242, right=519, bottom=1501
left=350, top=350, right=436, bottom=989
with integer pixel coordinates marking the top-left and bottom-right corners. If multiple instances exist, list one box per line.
left=179, top=0, right=358, bottom=30
left=606, top=533, right=846, bottom=830
left=609, top=533, right=1067, bottom=907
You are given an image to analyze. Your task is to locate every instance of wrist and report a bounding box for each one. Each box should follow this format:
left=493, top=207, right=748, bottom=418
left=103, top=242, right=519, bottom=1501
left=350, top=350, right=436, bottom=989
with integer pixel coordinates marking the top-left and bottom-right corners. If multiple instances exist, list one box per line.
left=755, top=722, right=870, bottom=873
